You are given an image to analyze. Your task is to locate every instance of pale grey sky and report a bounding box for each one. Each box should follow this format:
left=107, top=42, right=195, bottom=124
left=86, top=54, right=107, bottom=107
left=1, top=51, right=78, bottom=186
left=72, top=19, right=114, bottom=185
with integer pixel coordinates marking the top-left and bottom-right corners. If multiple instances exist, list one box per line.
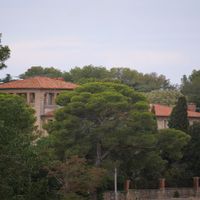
left=1, top=0, right=200, bottom=83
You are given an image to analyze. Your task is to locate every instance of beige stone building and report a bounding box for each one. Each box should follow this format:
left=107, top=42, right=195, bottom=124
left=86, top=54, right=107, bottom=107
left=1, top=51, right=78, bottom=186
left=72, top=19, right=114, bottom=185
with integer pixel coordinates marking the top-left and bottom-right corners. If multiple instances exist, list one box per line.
left=151, top=104, right=200, bottom=129
left=0, top=76, right=77, bottom=133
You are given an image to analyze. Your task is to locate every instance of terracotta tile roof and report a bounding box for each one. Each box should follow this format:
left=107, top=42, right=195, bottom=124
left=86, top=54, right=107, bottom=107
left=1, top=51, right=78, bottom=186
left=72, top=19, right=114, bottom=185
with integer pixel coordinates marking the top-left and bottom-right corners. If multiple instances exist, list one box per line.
left=152, top=104, right=200, bottom=118
left=0, top=76, right=78, bottom=90
left=188, top=110, right=200, bottom=118
left=152, top=104, right=172, bottom=117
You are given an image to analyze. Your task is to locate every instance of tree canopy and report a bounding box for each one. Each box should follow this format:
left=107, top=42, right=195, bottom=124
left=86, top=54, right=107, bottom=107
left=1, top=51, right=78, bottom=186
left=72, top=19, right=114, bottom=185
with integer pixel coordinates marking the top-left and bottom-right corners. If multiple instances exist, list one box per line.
left=20, top=66, right=63, bottom=79
left=181, top=70, right=200, bottom=108
left=0, top=74, right=12, bottom=83
left=45, top=82, right=160, bottom=190
left=47, top=82, right=155, bottom=164
left=156, top=128, right=190, bottom=187
left=145, top=89, right=182, bottom=106
left=20, top=65, right=173, bottom=92
left=183, top=122, right=200, bottom=178
left=0, top=94, right=55, bottom=200
left=0, top=34, right=10, bottom=70
left=44, top=82, right=190, bottom=192
left=0, top=83, right=191, bottom=198
left=168, top=96, right=189, bottom=133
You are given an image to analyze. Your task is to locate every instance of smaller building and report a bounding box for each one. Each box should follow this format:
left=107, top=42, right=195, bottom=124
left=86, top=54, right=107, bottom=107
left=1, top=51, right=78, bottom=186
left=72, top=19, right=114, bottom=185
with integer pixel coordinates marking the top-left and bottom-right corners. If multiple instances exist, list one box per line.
left=0, top=76, right=77, bottom=133
left=152, top=104, right=200, bottom=129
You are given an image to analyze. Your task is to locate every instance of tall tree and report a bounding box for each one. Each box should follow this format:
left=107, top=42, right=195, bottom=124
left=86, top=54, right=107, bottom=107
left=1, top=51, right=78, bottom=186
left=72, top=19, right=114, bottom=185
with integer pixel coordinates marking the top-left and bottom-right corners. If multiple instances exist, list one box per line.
left=46, top=82, right=177, bottom=191
left=157, top=129, right=190, bottom=187
left=183, top=122, right=200, bottom=178
left=181, top=70, right=200, bottom=108
left=0, top=94, right=54, bottom=200
left=168, top=96, right=189, bottom=132
left=0, top=34, right=10, bottom=70
left=44, top=82, right=191, bottom=191
left=47, top=82, right=157, bottom=166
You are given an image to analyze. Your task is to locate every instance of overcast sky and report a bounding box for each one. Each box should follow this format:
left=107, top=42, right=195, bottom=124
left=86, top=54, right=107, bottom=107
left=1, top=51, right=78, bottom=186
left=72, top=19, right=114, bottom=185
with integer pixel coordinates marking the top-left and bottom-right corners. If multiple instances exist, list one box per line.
left=1, top=0, right=200, bottom=83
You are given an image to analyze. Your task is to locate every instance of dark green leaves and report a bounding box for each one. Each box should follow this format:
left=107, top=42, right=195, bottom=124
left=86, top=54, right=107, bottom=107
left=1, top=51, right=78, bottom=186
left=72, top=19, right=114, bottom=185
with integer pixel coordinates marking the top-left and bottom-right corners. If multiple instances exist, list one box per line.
left=0, top=34, right=10, bottom=70
left=168, top=96, right=189, bottom=133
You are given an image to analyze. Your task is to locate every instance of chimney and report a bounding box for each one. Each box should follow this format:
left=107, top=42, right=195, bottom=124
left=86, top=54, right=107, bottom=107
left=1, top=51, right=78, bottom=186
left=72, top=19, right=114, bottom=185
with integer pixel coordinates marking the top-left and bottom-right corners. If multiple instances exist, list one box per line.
left=188, top=103, right=197, bottom=112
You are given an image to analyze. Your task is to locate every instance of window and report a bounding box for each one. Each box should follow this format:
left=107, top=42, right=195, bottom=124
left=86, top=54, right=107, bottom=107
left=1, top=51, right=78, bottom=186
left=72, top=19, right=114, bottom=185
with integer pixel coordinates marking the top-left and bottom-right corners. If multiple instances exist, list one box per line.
left=164, top=120, right=168, bottom=128
left=29, top=93, right=35, bottom=104
left=44, top=93, right=55, bottom=105
left=48, top=93, right=54, bottom=105
left=44, top=93, right=47, bottom=105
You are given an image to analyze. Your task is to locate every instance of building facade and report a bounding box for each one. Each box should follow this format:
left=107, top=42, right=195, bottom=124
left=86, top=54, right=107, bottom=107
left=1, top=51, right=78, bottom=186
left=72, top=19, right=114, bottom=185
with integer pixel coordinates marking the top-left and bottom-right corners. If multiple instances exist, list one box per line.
left=152, top=104, right=200, bottom=129
left=0, top=76, right=77, bottom=134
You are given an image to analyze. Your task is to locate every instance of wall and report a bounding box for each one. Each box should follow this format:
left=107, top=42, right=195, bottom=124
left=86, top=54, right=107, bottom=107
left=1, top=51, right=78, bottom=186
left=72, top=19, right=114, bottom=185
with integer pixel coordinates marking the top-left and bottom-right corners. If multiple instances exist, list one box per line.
left=156, top=116, right=168, bottom=129
left=104, top=188, right=200, bottom=200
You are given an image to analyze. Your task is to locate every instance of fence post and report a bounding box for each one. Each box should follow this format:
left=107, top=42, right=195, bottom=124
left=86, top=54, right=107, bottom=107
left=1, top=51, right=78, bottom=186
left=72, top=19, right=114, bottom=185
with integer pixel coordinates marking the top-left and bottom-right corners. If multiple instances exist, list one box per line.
left=193, top=177, right=199, bottom=197
left=159, top=178, right=165, bottom=190
left=124, top=179, right=131, bottom=200
left=159, top=178, right=165, bottom=199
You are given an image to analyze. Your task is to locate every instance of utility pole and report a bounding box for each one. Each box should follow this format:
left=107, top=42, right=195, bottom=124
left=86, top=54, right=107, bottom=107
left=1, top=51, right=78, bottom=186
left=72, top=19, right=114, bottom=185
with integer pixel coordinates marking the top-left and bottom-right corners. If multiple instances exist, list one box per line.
left=114, top=167, right=118, bottom=200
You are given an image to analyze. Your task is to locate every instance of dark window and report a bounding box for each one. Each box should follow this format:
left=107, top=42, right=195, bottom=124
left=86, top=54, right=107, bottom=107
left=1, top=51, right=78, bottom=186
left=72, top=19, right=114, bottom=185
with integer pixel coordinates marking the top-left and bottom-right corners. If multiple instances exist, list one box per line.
left=30, top=93, right=35, bottom=103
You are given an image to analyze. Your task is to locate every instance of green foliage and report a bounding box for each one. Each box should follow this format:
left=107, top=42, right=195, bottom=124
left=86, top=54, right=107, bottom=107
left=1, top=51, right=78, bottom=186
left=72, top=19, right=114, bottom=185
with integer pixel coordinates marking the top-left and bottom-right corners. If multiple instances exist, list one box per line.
left=48, top=156, right=106, bottom=200
left=181, top=70, right=200, bottom=108
left=69, top=65, right=110, bottom=83
left=0, top=34, right=10, bottom=70
left=0, top=74, right=12, bottom=83
left=145, top=89, right=182, bottom=105
left=0, top=93, right=35, bottom=132
left=20, top=66, right=63, bottom=79
left=168, top=96, right=189, bottom=132
left=46, top=82, right=164, bottom=190
left=157, top=129, right=190, bottom=162
left=44, top=82, right=192, bottom=190
left=157, top=129, right=190, bottom=187
left=109, top=68, right=172, bottom=91
left=110, top=67, right=140, bottom=87
left=19, top=65, right=173, bottom=92
left=0, top=94, right=55, bottom=200
left=109, top=68, right=173, bottom=92
left=135, top=72, right=172, bottom=92
left=183, top=122, right=200, bottom=177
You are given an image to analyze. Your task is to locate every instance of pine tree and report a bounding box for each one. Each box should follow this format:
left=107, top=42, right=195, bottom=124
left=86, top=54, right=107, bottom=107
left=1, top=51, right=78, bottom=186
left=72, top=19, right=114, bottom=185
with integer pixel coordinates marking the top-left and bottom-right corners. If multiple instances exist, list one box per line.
left=168, top=96, right=189, bottom=132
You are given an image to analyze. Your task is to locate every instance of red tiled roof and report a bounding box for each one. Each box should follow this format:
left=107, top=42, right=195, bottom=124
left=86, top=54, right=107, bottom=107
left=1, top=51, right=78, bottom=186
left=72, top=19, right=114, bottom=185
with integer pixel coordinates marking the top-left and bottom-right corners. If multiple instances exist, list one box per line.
left=0, top=76, right=78, bottom=90
left=153, top=104, right=200, bottom=118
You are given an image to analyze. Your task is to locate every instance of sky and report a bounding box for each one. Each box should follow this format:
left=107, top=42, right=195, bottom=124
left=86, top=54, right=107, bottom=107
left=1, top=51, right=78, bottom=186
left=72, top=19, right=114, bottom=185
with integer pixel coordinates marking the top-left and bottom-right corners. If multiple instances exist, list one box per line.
left=1, top=0, right=200, bottom=84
